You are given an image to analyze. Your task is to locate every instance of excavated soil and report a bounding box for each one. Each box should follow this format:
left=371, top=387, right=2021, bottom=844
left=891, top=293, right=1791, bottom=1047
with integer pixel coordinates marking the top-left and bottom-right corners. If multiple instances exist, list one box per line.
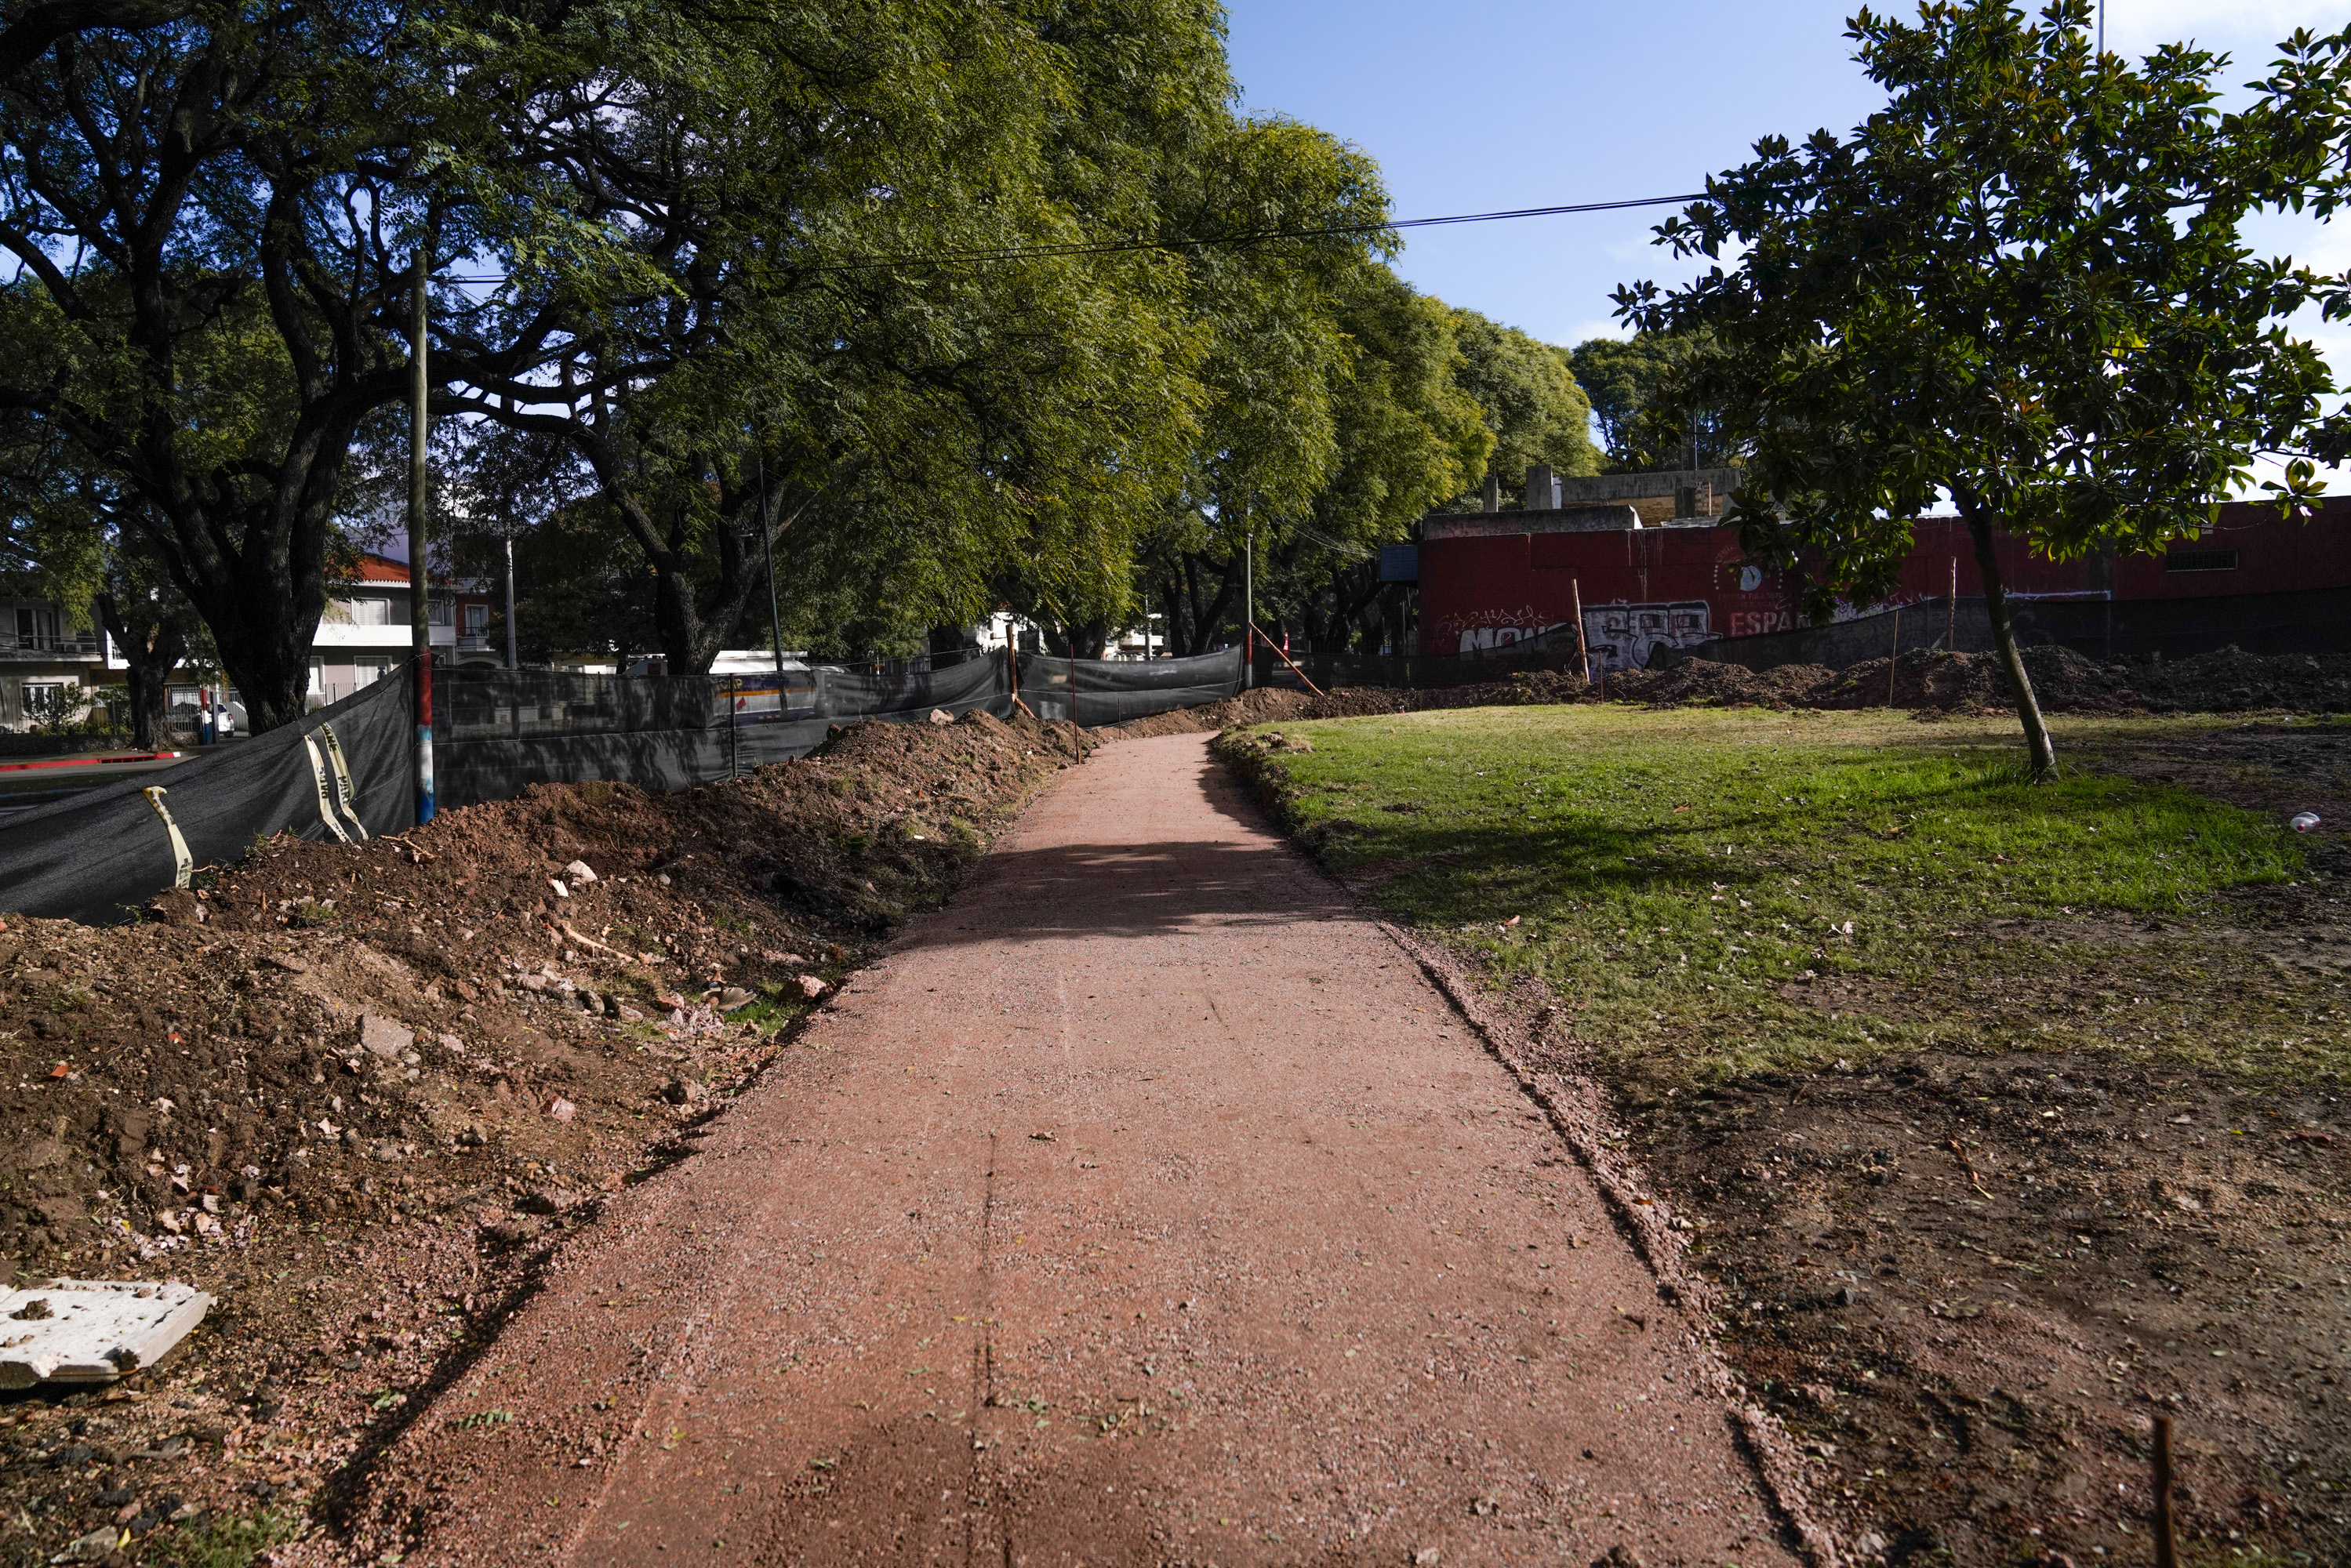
left=0, top=709, right=1092, bottom=1566
left=1114, top=646, right=2351, bottom=735
left=1612, top=644, right=2351, bottom=717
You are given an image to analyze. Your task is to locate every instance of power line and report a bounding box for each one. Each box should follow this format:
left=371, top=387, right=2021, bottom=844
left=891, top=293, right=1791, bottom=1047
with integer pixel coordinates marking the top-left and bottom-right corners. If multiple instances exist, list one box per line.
left=436, top=191, right=1708, bottom=283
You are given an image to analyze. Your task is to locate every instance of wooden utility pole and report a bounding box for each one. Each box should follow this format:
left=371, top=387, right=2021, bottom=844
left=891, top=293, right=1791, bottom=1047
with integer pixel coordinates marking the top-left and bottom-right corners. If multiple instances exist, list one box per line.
left=1244, top=525, right=1255, bottom=691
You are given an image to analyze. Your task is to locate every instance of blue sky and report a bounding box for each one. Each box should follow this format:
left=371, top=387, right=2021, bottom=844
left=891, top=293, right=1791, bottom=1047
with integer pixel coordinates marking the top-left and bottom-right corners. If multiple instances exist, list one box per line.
left=1227, top=0, right=2351, bottom=354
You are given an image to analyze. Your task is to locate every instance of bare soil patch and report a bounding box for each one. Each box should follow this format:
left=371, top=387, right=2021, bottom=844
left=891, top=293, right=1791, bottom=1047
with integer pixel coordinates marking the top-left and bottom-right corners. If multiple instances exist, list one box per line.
left=0, top=709, right=1091, bottom=1565
left=1114, top=645, right=2351, bottom=739
left=1626, top=1044, right=2351, bottom=1566
left=1612, top=644, right=2351, bottom=717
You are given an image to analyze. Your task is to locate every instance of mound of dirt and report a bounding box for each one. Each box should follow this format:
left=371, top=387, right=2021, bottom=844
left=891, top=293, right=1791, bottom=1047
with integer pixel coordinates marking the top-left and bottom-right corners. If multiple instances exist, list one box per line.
left=0, top=706, right=1092, bottom=1559
left=1112, top=684, right=1411, bottom=736
left=1604, top=659, right=1840, bottom=709
left=1535, top=645, right=2351, bottom=717
left=1117, top=641, right=2351, bottom=733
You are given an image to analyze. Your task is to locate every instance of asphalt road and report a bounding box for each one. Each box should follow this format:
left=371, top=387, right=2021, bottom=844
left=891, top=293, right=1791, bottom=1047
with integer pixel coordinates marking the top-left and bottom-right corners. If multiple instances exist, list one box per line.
left=365, top=733, right=1800, bottom=1566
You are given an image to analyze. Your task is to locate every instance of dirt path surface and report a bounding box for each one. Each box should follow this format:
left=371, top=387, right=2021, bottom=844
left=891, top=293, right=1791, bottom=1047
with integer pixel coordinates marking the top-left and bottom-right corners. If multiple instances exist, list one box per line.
left=348, top=735, right=1800, bottom=1567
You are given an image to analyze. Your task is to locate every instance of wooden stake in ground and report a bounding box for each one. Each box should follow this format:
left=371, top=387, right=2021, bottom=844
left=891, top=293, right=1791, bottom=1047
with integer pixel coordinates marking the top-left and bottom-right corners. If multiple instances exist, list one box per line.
left=2154, top=1414, right=2178, bottom=1568
left=1888, top=606, right=1900, bottom=706
left=1946, top=557, right=1957, bottom=652
left=1570, top=579, right=1592, bottom=688
left=1248, top=622, right=1325, bottom=698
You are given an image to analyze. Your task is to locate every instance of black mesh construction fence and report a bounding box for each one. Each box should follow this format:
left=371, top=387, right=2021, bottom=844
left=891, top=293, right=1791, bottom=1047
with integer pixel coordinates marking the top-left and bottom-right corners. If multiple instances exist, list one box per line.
left=1660, top=586, right=2351, bottom=674
left=0, top=670, right=419, bottom=925
left=1261, top=623, right=1588, bottom=692
left=1017, top=646, right=1244, bottom=724
left=2, top=646, right=1246, bottom=924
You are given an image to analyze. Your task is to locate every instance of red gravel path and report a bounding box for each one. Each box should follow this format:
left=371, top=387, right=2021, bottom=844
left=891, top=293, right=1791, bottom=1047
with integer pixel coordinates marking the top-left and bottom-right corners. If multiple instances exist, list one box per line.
left=366, top=735, right=1802, bottom=1566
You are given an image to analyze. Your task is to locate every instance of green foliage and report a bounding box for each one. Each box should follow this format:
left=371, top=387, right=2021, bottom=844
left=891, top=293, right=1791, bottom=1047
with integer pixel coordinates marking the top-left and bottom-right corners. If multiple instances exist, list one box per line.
left=1237, top=705, right=2311, bottom=1086
left=1568, top=331, right=1730, bottom=474
left=139, top=1508, right=302, bottom=1568
left=1621, top=0, right=2337, bottom=585
left=0, top=0, right=1581, bottom=688
left=1616, top=2, right=2342, bottom=771
left=1242, top=274, right=1492, bottom=653
left=1441, top=308, right=1596, bottom=503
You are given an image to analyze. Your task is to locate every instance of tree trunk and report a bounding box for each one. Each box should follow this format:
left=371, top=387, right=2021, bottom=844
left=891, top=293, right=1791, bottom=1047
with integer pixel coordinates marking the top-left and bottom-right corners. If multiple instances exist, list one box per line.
left=1960, top=502, right=2057, bottom=778
left=1178, top=552, right=1240, bottom=658
left=92, top=590, right=188, bottom=750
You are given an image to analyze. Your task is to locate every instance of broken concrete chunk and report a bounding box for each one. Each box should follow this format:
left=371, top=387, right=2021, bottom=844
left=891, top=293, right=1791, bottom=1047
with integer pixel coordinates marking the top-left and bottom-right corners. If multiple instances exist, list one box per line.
left=795, top=975, right=828, bottom=1000
left=551, top=878, right=571, bottom=898
left=56, top=1524, right=122, bottom=1563
left=0, top=1279, right=212, bottom=1388
left=927, top=708, right=954, bottom=725
left=564, top=859, right=598, bottom=884
left=358, top=1014, right=414, bottom=1062
left=544, top=1097, right=577, bottom=1123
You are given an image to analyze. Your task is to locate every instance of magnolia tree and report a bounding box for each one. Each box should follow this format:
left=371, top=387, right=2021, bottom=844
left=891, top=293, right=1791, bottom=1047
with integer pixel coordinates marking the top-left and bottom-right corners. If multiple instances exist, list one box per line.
left=1615, top=0, right=2346, bottom=775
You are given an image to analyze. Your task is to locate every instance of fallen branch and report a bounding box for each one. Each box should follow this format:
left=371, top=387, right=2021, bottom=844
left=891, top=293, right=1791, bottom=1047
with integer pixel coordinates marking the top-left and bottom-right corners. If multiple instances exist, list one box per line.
left=559, top=922, right=634, bottom=962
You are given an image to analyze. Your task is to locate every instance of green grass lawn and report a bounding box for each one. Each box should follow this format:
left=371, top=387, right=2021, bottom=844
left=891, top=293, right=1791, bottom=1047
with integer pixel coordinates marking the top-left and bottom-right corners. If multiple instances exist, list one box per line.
left=1226, top=706, right=2337, bottom=1089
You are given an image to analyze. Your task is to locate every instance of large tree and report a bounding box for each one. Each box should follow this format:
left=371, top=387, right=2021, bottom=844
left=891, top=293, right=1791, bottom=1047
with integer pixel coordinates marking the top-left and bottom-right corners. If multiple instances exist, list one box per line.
left=1616, top=0, right=2338, bottom=776
left=1569, top=331, right=1734, bottom=474
left=0, top=1, right=686, bottom=730
left=1443, top=309, right=1594, bottom=506
left=444, top=0, right=1296, bottom=675
left=1253, top=275, right=1490, bottom=655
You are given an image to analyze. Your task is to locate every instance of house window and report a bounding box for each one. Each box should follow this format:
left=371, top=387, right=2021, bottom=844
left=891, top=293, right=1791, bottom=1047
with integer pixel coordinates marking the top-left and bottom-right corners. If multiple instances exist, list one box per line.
left=21, top=682, right=65, bottom=723
left=353, top=658, right=392, bottom=689
left=463, top=602, right=489, bottom=634
left=2164, top=548, right=2238, bottom=573
left=349, top=597, right=392, bottom=626
left=429, top=593, right=453, bottom=626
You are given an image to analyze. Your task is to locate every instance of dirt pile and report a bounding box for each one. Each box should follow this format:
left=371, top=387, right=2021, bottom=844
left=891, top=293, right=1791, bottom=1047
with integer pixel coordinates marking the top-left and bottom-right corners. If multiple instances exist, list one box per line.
left=0, top=707, right=1092, bottom=1562
left=1118, top=643, right=2351, bottom=732
left=1111, top=684, right=1412, bottom=736
left=1619, top=644, right=2351, bottom=715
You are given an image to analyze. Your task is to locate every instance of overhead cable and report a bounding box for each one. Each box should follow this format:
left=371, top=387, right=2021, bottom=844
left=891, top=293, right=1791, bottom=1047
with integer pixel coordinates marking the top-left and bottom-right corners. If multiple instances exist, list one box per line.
left=435, top=191, right=1709, bottom=283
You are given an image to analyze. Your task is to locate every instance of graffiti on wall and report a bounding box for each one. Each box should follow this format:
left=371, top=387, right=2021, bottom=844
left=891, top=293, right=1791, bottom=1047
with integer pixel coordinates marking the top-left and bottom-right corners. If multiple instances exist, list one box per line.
left=1582, top=600, right=1714, bottom=670
left=1447, top=607, right=1558, bottom=653
left=1444, top=600, right=1716, bottom=670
